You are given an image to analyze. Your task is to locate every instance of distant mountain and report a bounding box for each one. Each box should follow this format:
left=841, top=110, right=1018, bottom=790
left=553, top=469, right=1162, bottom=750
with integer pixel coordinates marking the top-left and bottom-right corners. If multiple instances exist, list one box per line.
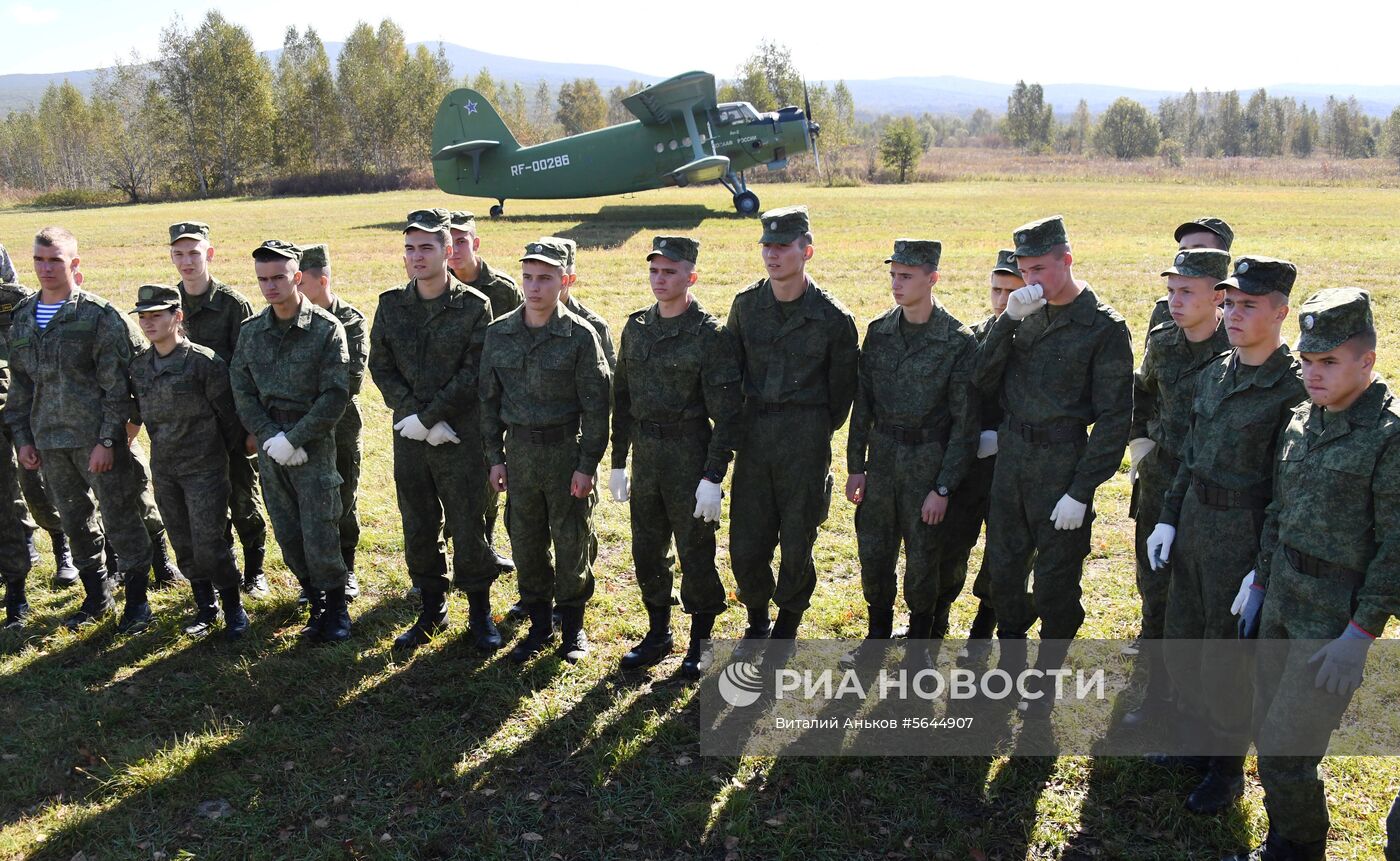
left=3, top=45, right=1397, bottom=119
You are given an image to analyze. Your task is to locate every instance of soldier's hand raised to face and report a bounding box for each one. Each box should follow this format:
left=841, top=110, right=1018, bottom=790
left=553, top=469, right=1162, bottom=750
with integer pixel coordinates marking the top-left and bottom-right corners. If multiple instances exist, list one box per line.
left=1004, top=283, right=1046, bottom=320
left=845, top=473, right=866, bottom=505
left=570, top=470, right=594, bottom=499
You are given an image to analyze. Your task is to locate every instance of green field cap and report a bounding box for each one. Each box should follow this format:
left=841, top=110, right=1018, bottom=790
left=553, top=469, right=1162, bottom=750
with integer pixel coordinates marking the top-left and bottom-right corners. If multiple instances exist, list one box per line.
left=168, top=221, right=209, bottom=244
left=1296, top=287, right=1373, bottom=353
left=297, top=244, right=329, bottom=271
left=404, top=208, right=451, bottom=233
left=252, top=239, right=302, bottom=262
left=1012, top=215, right=1068, bottom=258
left=1174, top=217, right=1235, bottom=250
left=885, top=238, right=941, bottom=270
left=648, top=235, right=699, bottom=264
left=520, top=238, right=569, bottom=268
left=131, top=283, right=181, bottom=313
left=1161, top=248, right=1231, bottom=281
left=759, top=205, right=811, bottom=244
left=992, top=249, right=1020, bottom=276
left=1220, top=255, right=1295, bottom=297
left=448, top=210, right=476, bottom=231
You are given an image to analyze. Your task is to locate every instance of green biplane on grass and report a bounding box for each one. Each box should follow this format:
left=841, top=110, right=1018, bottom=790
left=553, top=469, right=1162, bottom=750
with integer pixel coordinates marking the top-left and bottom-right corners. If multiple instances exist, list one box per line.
left=430, top=70, right=820, bottom=217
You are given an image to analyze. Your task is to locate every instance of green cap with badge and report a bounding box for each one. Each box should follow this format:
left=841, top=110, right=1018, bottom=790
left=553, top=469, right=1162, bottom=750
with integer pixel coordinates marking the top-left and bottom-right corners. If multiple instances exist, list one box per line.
left=404, top=208, right=451, bottom=233
left=252, top=239, right=302, bottom=262
left=885, top=238, right=941, bottom=270
left=648, top=235, right=699, bottom=264
left=1011, top=215, right=1068, bottom=258
left=1174, top=217, right=1234, bottom=250
left=168, top=221, right=209, bottom=244
left=1161, top=248, right=1231, bottom=281
left=520, top=238, right=569, bottom=268
left=298, top=244, right=329, bottom=271
left=1219, top=255, right=1295, bottom=297
left=448, top=210, right=476, bottom=231
left=131, top=283, right=181, bottom=313
left=992, top=249, right=1020, bottom=276
left=1295, top=288, right=1373, bottom=353
left=759, top=205, right=811, bottom=244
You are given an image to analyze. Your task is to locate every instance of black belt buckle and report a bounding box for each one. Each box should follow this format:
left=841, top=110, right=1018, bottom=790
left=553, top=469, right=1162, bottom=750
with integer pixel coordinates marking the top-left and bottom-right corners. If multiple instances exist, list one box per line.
left=528, top=427, right=547, bottom=444
left=758, top=402, right=784, bottom=414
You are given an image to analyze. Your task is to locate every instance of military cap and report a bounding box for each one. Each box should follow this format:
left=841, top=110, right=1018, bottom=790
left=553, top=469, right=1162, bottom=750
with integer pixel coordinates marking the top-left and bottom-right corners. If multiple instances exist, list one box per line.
left=885, top=238, right=941, bottom=270
left=558, top=237, right=577, bottom=269
left=759, top=205, right=811, bottom=244
left=168, top=221, right=210, bottom=244
left=992, top=249, right=1020, bottom=276
left=404, top=208, right=451, bottom=233
left=251, top=239, right=302, bottom=262
left=520, top=238, right=569, bottom=268
left=1173, top=217, right=1235, bottom=251
left=448, top=210, right=476, bottom=231
left=1295, top=288, right=1373, bottom=353
left=130, top=283, right=181, bottom=314
left=1219, top=255, right=1295, bottom=297
left=1011, top=215, right=1068, bottom=258
left=298, top=243, right=329, bottom=271
left=647, top=235, right=699, bottom=264
left=1161, top=248, right=1231, bottom=282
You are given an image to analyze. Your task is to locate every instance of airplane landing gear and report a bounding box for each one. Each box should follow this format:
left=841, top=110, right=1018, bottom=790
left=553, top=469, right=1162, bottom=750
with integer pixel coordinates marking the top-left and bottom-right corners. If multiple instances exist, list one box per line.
left=489, top=200, right=505, bottom=217
left=721, top=170, right=759, bottom=216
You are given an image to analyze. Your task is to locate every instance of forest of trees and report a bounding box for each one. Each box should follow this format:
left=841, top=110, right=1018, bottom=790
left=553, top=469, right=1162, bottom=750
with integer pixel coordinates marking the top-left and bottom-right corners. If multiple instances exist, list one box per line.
left=2, top=14, right=1399, bottom=201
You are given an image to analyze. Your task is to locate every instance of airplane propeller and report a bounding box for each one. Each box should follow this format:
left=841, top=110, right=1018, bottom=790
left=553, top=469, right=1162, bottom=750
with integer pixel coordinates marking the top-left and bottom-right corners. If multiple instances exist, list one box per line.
left=803, top=80, right=823, bottom=179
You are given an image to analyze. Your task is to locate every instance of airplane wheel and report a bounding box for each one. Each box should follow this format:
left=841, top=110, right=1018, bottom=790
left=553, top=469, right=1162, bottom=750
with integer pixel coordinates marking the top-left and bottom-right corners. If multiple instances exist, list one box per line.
left=489, top=204, right=504, bottom=218
left=733, top=191, right=760, bottom=215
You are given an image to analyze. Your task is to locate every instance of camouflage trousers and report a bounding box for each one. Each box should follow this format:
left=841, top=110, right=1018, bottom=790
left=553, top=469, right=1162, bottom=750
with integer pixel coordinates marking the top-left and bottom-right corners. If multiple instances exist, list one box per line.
left=38, top=444, right=151, bottom=573
left=628, top=432, right=725, bottom=616
left=504, top=431, right=596, bottom=608
left=730, top=409, right=833, bottom=614
left=258, top=436, right=346, bottom=592
left=1164, top=493, right=1262, bottom=752
left=929, top=452, right=995, bottom=635
left=984, top=431, right=1092, bottom=640
left=393, top=421, right=495, bottom=593
left=225, top=437, right=267, bottom=552
left=334, top=399, right=362, bottom=553
left=14, top=445, right=61, bottom=534
left=1387, top=791, right=1400, bottom=861
left=102, top=443, right=167, bottom=571
left=1131, top=447, right=1175, bottom=641
left=856, top=432, right=951, bottom=616
left=0, top=431, right=33, bottom=583
left=1253, top=556, right=1358, bottom=845
left=153, top=465, right=237, bottom=589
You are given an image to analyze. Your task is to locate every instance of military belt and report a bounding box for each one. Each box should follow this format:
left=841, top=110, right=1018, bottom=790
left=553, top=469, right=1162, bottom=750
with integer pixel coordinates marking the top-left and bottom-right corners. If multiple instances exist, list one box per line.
left=1192, top=476, right=1269, bottom=510
left=510, top=421, right=579, bottom=445
left=875, top=418, right=952, bottom=446
left=268, top=407, right=307, bottom=425
left=638, top=417, right=710, bottom=440
left=1008, top=416, right=1087, bottom=445
left=1284, top=545, right=1363, bottom=589
left=1156, top=449, right=1182, bottom=478
left=751, top=400, right=825, bottom=415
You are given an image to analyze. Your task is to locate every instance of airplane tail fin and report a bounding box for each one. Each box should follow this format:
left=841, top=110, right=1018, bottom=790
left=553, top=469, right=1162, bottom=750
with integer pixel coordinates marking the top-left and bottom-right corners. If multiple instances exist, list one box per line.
left=433, top=88, right=520, bottom=154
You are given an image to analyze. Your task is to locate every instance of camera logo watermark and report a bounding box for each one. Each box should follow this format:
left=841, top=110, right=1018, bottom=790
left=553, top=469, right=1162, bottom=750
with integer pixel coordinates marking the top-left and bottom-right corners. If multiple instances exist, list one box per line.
left=717, top=660, right=764, bottom=708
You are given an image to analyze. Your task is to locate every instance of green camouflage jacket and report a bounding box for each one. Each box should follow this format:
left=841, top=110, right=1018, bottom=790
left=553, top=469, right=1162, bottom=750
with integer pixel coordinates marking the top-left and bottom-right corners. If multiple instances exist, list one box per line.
left=565, top=295, right=616, bottom=372
left=462, top=259, right=522, bottom=320
left=180, top=278, right=254, bottom=364
left=1131, top=317, right=1230, bottom=457
left=324, top=296, right=367, bottom=398
left=130, top=340, right=243, bottom=475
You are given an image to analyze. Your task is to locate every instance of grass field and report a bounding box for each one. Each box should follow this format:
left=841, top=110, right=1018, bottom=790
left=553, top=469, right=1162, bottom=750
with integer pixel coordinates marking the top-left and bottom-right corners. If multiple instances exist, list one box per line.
left=1, top=181, right=1399, bottom=860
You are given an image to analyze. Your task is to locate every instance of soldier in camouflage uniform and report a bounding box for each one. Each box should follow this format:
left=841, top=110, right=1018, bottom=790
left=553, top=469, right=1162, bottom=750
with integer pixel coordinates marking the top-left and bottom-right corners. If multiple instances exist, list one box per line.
left=5, top=227, right=154, bottom=632
left=480, top=238, right=611, bottom=664
left=129, top=284, right=248, bottom=639
left=610, top=236, right=741, bottom=676
left=369, top=210, right=500, bottom=651
left=1146, top=256, right=1305, bottom=814
left=845, top=239, right=977, bottom=653
left=448, top=210, right=522, bottom=575
left=169, top=221, right=268, bottom=596
left=1120, top=249, right=1231, bottom=728
left=297, top=244, right=365, bottom=600
left=230, top=240, right=352, bottom=642
left=0, top=244, right=14, bottom=283
left=0, top=278, right=75, bottom=585
left=973, top=216, right=1133, bottom=717
left=727, top=206, right=859, bottom=645
left=0, top=281, right=34, bottom=628
left=1224, top=289, right=1398, bottom=861
left=1146, top=217, right=1235, bottom=335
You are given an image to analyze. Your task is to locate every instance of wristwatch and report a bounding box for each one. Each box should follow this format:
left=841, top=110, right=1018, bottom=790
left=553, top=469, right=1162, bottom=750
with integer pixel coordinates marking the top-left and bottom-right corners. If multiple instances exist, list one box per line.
left=935, top=485, right=949, bottom=497
left=100, top=438, right=115, bottom=449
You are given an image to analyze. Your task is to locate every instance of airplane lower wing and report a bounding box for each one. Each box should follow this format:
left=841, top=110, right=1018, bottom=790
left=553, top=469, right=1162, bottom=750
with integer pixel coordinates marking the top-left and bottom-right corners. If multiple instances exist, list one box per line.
left=668, top=154, right=730, bottom=186
left=432, top=139, right=500, bottom=183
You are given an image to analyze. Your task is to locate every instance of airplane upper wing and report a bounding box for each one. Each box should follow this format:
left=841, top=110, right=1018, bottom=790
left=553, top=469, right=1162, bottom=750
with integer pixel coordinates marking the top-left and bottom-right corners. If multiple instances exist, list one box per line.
left=621, top=71, right=717, bottom=125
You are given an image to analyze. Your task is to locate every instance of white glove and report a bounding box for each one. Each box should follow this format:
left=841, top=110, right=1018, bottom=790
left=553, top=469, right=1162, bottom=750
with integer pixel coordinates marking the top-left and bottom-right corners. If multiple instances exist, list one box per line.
left=393, top=414, right=430, bottom=441
left=1127, top=437, right=1156, bottom=483
left=1048, top=493, right=1087, bottom=531
left=1230, top=570, right=1257, bottom=615
left=977, top=430, right=999, bottom=459
left=1147, top=523, right=1176, bottom=571
left=286, top=447, right=309, bottom=467
left=1005, top=283, right=1046, bottom=320
left=609, top=468, right=630, bottom=502
left=694, top=478, right=723, bottom=523
left=263, top=433, right=296, bottom=466
left=426, top=421, right=460, bottom=446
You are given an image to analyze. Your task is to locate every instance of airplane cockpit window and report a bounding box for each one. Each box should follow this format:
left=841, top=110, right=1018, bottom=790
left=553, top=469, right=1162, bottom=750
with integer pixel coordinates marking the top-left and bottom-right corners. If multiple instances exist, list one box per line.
left=716, top=102, right=761, bottom=125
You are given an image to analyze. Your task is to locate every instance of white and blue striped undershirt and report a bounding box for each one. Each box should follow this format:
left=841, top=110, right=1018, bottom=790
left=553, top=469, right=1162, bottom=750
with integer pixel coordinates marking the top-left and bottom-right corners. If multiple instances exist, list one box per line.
left=34, top=301, right=64, bottom=330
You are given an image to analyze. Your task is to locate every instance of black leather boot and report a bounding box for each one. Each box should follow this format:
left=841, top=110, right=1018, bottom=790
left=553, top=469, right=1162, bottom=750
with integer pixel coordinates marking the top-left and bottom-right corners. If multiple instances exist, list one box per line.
left=117, top=566, right=153, bottom=634
left=24, top=528, right=39, bottom=566
left=466, top=590, right=503, bottom=651
left=3, top=577, right=28, bottom=630
left=318, top=587, right=352, bottom=643
left=65, top=565, right=114, bottom=629
left=509, top=601, right=556, bottom=663
left=1221, top=828, right=1326, bottom=861
left=770, top=607, right=803, bottom=639
left=342, top=546, right=359, bottom=601
left=183, top=580, right=220, bottom=637
left=679, top=612, right=717, bottom=679
left=967, top=602, right=996, bottom=640
left=299, top=590, right=326, bottom=639
left=732, top=604, right=772, bottom=660
left=241, top=543, right=269, bottom=597
left=1121, top=640, right=1174, bottom=728
left=494, top=549, right=515, bottom=573
left=557, top=604, right=589, bottom=663
left=1187, top=755, right=1246, bottom=815
left=150, top=531, right=186, bottom=589
left=219, top=587, right=249, bottom=640
left=619, top=602, right=673, bottom=670
left=50, top=530, right=78, bottom=587
left=866, top=605, right=894, bottom=639
left=394, top=584, right=447, bottom=651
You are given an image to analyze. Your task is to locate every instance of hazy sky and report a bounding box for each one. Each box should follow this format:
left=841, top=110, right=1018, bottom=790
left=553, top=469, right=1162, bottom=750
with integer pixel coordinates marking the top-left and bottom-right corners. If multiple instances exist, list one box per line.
left=4, top=0, right=1395, bottom=92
